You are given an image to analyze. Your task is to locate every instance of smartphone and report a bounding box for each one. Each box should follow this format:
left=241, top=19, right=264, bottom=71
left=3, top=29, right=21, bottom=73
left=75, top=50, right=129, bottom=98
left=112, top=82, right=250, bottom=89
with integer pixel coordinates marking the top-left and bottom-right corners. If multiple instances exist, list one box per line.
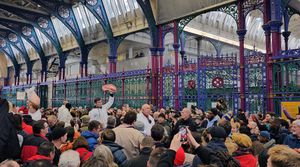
left=179, top=126, right=187, bottom=142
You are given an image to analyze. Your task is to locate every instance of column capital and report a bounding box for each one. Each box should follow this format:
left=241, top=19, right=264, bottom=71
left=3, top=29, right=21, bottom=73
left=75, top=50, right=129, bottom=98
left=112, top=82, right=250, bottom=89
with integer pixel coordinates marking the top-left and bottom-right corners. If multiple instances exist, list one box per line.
left=108, top=57, right=117, bottom=63
left=157, top=47, right=165, bottom=53
left=282, top=31, right=291, bottom=38
left=236, top=29, right=247, bottom=39
left=149, top=47, right=158, bottom=55
left=269, top=20, right=282, bottom=32
left=173, top=44, right=180, bottom=50
left=262, top=24, right=271, bottom=32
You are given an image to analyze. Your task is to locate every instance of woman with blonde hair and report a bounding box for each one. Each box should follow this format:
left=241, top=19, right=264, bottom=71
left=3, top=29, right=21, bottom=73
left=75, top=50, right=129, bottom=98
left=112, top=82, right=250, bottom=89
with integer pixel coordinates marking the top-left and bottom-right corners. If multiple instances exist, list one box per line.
left=92, top=145, right=117, bottom=167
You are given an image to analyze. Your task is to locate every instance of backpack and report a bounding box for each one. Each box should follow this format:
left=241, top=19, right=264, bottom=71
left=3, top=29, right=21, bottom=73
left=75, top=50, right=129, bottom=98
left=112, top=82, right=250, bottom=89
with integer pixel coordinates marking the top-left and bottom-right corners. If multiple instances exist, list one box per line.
left=213, top=150, right=241, bottom=167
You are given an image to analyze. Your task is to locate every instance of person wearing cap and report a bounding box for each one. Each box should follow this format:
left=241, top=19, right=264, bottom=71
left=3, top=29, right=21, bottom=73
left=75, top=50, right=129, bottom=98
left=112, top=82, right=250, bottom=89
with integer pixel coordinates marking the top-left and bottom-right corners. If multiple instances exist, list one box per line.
left=137, top=104, right=155, bottom=136
left=26, top=87, right=42, bottom=121
left=89, top=84, right=116, bottom=128
left=201, top=108, right=220, bottom=129
left=259, top=131, right=275, bottom=149
left=231, top=133, right=257, bottom=167
left=50, top=127, right=67, bottom=166
left=80, top=115, right=90, bottom=132
left=283, top=120, right=300, bottom=149
left=258, top=131, right=276, bottom=167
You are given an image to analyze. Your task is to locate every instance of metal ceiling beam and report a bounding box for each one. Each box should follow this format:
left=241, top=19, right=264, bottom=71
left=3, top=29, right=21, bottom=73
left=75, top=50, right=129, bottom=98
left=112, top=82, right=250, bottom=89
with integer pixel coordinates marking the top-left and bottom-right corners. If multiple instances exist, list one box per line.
left=30, top=0, right=88, bottom=74
left=79, top=0, right=126, bottom=73
left=0, top=2, right=66, bottom=70
left=0, top=1, right=49, bottom=15
left=0, top=16, right=47, bottom=73
left=0, top=28, right=33, bottom=75
left=0, top=39, right=21, bottom=80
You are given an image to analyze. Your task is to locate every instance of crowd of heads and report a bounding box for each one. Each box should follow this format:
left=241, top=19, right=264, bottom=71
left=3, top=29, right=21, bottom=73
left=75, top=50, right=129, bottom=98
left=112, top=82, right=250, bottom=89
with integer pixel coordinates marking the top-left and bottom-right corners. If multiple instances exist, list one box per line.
left=1, top=96, right=300, bottom=167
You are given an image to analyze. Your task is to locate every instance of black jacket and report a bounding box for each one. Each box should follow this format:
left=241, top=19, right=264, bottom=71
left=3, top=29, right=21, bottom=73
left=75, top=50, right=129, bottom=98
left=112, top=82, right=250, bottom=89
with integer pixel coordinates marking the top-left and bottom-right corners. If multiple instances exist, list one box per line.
left=122, top=147, right=152, bottom=167
left=0, top=99, right=21, bottom=162
left=173, top=117, right=197, bottom=135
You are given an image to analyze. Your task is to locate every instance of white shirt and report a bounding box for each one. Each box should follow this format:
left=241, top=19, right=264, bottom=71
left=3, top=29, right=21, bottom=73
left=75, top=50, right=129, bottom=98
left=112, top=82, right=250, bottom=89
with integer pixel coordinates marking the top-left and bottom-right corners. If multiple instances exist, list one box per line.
left=29, top=109, right=42, bottom=121
left=58, top=107, right=73, bottom=127
left=137, top=112, right=155, bottom=136
left=89, top=95, right=114, bottom=128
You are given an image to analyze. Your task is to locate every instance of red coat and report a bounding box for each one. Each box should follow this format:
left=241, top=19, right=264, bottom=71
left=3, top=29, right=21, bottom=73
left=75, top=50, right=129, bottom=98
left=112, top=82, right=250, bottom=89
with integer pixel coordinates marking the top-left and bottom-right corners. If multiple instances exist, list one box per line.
left=234, top=154, right=257, bottom=167
left=22, top=122, right=33, bottom=135
left=75, top=147, right=92, bottom=163
left=21, top=134, right=48, bottom=162
left=27, top=154, right=52, bottom=162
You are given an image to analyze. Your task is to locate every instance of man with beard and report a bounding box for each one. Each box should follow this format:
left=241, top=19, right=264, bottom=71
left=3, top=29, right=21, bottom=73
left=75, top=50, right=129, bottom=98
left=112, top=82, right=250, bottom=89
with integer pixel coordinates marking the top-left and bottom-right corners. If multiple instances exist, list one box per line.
left=201, top=108, right=220, bottom=129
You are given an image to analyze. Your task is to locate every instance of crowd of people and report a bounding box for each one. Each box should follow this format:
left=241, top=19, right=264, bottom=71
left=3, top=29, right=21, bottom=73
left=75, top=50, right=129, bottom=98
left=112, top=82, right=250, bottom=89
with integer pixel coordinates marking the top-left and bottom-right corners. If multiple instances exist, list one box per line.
left=1, top=84, right=300, bottom=167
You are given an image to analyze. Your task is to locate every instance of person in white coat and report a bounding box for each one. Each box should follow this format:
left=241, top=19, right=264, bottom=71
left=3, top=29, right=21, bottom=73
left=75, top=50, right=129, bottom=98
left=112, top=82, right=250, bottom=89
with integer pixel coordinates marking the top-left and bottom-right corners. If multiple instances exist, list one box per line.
left=57, top=103, right=73, bottom=127
left=137, top=104, right=155, bottom=136
left=89, top=84, right=116, bottom=128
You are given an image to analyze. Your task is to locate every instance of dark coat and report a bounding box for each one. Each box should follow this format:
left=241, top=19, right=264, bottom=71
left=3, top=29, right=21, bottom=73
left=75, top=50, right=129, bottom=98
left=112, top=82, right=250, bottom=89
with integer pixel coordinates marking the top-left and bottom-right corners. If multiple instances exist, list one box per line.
left=283, top=134, right=300, bottom=149
left=173, top=117, right=197, bottom=135
left=102, top=140, right=127, bottom=165
left=122, top=147, right=152, bottom=167
left=0, top=99, right=21, bottom=162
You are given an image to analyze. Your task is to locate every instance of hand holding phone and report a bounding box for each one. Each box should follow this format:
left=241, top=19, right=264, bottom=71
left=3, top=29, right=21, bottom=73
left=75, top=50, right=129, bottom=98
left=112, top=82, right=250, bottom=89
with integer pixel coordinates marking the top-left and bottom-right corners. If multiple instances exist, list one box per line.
left=179, top=126, right=187, bottom=142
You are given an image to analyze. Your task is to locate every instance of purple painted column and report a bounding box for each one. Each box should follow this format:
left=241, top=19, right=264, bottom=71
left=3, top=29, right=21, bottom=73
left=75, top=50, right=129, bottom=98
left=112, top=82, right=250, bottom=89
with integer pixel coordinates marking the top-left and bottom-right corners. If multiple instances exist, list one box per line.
left=150, top=47, right=158, bottom=107
left=237, top=0, right=246, bottom=111
left=263, top=0, right=274, bottom=113
left=173, top=21, right=180, bottom=111
left=158, top=47, right=165, bottom=108
left=109, top=58, right=117, bottom=73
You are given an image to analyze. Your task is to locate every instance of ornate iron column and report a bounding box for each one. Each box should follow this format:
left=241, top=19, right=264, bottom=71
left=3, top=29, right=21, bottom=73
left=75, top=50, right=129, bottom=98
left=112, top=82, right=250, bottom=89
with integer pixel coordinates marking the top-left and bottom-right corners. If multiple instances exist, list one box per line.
left=158, top=25, right=165, bottom=109
left=173, top=21, right=180, bottom=111
left=237, top=0, right=247, bottom=111
left=150, top=47, right=158, bottom=107
left=263, top=0, right=274, bottom=113
left=158, top=47, right=165, bottom=109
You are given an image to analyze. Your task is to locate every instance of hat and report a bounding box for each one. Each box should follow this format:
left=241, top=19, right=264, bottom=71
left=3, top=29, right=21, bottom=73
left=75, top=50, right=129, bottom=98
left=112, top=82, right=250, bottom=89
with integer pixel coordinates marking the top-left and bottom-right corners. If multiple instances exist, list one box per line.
left=232, top=133, right=252, bottom=148
left=134, top=121, right=144, bottom=132
left=51, top=127, right=67, bottom=140
left=174, top=147, right=185, bottom=166
left=260, top=131, right=270, bottom=140
left=209, top=108, right=219, bottom=116
left=81, top=115, right=90, bottom=125
left=25, top=87, right=40, bottom=107
left=222, top=112, right=233, bottom=121
left=208, top=126, right=227, bottom=139
left=18, top=106, right=28, bottom=114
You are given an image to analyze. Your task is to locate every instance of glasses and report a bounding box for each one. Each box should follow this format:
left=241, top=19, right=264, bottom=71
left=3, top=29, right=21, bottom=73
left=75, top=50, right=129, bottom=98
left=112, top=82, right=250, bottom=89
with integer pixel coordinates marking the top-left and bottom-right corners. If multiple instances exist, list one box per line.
left=148, top=119, right=152, bottom=124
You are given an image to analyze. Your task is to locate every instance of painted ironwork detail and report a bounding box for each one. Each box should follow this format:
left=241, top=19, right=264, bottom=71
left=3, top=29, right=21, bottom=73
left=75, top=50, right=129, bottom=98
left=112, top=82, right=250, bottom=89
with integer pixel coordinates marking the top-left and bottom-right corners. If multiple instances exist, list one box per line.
left=217, top=4, right=238, bottom=23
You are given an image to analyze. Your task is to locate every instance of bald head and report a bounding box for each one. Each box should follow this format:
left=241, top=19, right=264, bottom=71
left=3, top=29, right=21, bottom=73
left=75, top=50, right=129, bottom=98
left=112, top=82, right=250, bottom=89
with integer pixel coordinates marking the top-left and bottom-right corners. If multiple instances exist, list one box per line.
left=181, top=108, right=191, bottom=120
left=142, top=104, right=151, bottom=116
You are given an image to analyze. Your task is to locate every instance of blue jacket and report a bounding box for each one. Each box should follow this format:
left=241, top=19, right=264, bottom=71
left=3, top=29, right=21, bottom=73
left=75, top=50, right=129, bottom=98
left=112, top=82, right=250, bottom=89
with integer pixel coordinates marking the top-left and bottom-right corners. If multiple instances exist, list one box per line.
left=283, top=134, right=300, bottom=149
left=81, top=131, right=99, bottom=151
left=207, top=139, right=228, bottom=152
left=102, top=140, right=127, bottom=165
